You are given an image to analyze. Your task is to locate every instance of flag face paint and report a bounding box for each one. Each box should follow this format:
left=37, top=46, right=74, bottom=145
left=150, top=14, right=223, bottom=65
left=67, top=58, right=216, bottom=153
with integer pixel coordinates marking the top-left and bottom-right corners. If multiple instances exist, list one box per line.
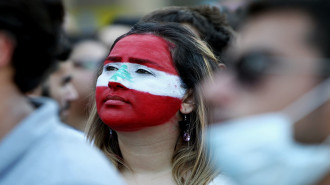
left=96, top=34, right=186, bottom=132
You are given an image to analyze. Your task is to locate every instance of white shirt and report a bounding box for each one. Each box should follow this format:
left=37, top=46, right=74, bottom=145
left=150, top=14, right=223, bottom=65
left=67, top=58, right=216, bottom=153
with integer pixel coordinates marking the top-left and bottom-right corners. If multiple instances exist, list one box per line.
left=0, top=98, right=125, bottom=185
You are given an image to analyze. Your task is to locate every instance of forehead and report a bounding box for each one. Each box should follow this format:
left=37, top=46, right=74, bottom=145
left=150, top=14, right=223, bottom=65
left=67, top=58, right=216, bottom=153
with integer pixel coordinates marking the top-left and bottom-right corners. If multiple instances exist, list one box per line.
left=237, top=10, right=319, bottom=58
left=54, top=62, right=73, bottom=76
left=109, top=34, right=173, bottom=64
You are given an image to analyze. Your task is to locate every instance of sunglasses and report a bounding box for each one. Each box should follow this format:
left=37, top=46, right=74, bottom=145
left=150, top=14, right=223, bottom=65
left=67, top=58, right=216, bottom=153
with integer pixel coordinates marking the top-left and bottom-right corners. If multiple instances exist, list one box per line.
left=226, top=51, right=330, bottom=85
left=72, top=59, right=103, bottom=70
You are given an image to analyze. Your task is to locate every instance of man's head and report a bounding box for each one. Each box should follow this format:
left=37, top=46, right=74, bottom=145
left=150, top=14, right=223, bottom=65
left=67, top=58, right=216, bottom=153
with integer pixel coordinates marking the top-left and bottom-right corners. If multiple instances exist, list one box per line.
left=26, top=29, right=78, bottom=122
left=63, top=40, right=107, bottom=130
left=31, top=30, right=78, bottom=122
left=40, top=61, right=77, bottom=121
left=203, top=0, right=330, bottom=144
left=0, top=0, right=64, bottom=93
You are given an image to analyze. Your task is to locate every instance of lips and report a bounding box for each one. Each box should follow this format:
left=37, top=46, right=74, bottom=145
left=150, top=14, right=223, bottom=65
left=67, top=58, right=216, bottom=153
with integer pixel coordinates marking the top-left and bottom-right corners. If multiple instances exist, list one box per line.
left=103, top=94, right=129, bottom=106
left=104, top=95, right=126, bottom=102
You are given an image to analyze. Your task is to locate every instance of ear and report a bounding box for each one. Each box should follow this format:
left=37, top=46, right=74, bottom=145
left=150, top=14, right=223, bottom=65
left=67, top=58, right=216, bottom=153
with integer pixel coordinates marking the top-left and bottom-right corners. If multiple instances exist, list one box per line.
left=0, top=32, right=14, bottom=68
left=180, top=89, right=195, bottom=114
left=218, top=63, right=226, bottom=71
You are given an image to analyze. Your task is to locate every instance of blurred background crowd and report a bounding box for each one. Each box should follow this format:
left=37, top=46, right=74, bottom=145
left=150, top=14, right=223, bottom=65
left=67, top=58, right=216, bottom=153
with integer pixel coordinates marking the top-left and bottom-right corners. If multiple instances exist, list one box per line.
left=1, top=0, right=329, bottom=185
left=63, top=0, right=243, bottom=36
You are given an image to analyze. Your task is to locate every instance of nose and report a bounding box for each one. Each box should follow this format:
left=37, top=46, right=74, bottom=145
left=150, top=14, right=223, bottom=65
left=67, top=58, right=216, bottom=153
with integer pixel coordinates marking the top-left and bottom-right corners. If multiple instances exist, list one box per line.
left=108, top=81, right=127, bottom=90
left=65, top=84, right=78, bottom=101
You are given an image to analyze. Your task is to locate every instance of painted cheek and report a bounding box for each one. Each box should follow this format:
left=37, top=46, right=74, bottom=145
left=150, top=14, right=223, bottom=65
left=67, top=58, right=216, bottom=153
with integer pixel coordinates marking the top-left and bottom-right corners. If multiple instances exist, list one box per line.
left=126, top=91, right=182, bottom=131
left=95, top=86, right=107, bottom=115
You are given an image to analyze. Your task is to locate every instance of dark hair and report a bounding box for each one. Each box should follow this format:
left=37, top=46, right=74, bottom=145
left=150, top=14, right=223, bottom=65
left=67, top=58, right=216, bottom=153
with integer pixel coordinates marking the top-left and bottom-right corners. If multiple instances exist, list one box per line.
left=245, top=0, right=330, bottom=63
left=140, top=6, right=233, bottom=62
left=0, top=0, right=64, bottom=93
left=87, top=22, right=219, bottom=185
left=56, top=30, right=72, bottom=61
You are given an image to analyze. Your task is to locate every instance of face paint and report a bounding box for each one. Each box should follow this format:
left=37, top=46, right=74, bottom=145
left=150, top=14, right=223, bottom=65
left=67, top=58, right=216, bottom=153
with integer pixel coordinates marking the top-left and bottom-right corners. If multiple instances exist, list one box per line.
left=96, top=34, right=186, bottom=132
left=110, top=65, right=133, bottom=82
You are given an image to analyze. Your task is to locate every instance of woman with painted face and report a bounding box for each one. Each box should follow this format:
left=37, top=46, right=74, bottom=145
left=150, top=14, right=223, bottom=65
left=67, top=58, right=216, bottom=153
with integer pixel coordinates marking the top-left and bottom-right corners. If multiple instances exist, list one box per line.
left=85, top=22, right=234, bottom=185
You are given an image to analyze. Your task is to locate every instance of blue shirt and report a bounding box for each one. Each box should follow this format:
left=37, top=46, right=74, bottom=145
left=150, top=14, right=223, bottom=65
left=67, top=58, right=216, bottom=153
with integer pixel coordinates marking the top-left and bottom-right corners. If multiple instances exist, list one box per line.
left=0, top=98, right=125, bottom=185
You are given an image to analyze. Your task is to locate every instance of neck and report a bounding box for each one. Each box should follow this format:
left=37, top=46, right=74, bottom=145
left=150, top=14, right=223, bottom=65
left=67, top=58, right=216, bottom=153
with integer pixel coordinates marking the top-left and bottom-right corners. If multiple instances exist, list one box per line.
left=67, top=100, right=89, bottom=132
left=117, top=117, right=179, bottom=175
left=67, top=113, right=87, bottom=131
left=0, top=83, right=34, bottom=141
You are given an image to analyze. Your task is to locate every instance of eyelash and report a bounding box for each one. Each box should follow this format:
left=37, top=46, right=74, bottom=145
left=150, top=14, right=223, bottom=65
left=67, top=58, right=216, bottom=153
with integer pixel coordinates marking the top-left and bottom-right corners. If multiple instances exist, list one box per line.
left=105, top=65, right=118, bottom=71
left=136, top=68, right=154, bottom=75
left=104, top=65, right=155, bottom=76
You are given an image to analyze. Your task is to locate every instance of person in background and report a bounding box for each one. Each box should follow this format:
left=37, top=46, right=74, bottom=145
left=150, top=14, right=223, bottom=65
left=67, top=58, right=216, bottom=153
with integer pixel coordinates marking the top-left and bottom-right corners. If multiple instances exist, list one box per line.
left=67, top=17, right=139, bottom=131
left=202, top=1, right=330, bottom=185
left=27, top=30, right=78, bottom=122
left=140, top=5, right=233, bottom=64
left=86, top=22, right=234, bottom=185
left=45, top=60, right=78, bottom=122
left=67, top=39, right=108, bottom=131
left=0, top=0, right=125, bottom=184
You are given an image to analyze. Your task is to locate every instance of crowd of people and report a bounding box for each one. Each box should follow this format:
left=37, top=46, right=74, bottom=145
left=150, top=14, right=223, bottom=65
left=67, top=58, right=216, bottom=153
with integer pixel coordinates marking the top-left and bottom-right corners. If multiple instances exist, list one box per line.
left=0, top=0, right=329, bottom=185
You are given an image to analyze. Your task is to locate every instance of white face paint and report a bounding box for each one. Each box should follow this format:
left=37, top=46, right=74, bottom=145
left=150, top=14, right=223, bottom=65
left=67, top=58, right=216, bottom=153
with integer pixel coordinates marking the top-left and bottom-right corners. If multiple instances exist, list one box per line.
left=97, top=62, right=185, bottom=98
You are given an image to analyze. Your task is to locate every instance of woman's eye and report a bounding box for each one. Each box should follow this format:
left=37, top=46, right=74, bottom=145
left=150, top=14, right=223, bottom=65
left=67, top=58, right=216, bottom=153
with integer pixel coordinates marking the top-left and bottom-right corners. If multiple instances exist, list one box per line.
left=105, top=66, right=118, bottom=71
left=136, top=69, right=153, bottom=75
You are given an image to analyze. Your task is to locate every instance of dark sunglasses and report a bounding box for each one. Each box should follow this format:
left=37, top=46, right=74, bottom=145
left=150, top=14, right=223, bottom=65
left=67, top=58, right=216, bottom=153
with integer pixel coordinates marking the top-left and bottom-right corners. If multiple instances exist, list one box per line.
left=226, top=51, right=276, bottom=85
left=226, top=51, right=330, bottom=85
left=72, top=59, right=103, bottom=70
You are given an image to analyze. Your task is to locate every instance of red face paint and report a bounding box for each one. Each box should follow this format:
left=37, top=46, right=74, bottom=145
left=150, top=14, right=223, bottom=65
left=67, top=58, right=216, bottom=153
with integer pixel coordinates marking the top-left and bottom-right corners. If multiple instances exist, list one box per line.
left=95, top=34, right=185, bottom=132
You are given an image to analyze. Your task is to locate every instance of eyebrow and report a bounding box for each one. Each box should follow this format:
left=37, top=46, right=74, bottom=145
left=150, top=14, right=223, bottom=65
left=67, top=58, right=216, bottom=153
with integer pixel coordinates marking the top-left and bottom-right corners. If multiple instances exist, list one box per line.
left=106, top=56, right=162, bottom=68
left=128, top=57, right=161, bottom=67
left=106, top=56, right=122, bottom=62
left=61, top=75, right=72, bottom=85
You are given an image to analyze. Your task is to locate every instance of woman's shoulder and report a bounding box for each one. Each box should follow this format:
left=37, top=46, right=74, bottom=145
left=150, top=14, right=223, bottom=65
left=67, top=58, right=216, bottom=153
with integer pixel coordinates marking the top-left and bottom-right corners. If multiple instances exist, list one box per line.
left=209, top=174, right=237, bottom=185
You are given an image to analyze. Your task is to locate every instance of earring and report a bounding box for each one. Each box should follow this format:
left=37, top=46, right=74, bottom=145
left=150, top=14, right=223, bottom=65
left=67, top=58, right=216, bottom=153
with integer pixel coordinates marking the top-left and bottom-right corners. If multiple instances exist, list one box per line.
left=179, top=114, right=191, bottom=142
